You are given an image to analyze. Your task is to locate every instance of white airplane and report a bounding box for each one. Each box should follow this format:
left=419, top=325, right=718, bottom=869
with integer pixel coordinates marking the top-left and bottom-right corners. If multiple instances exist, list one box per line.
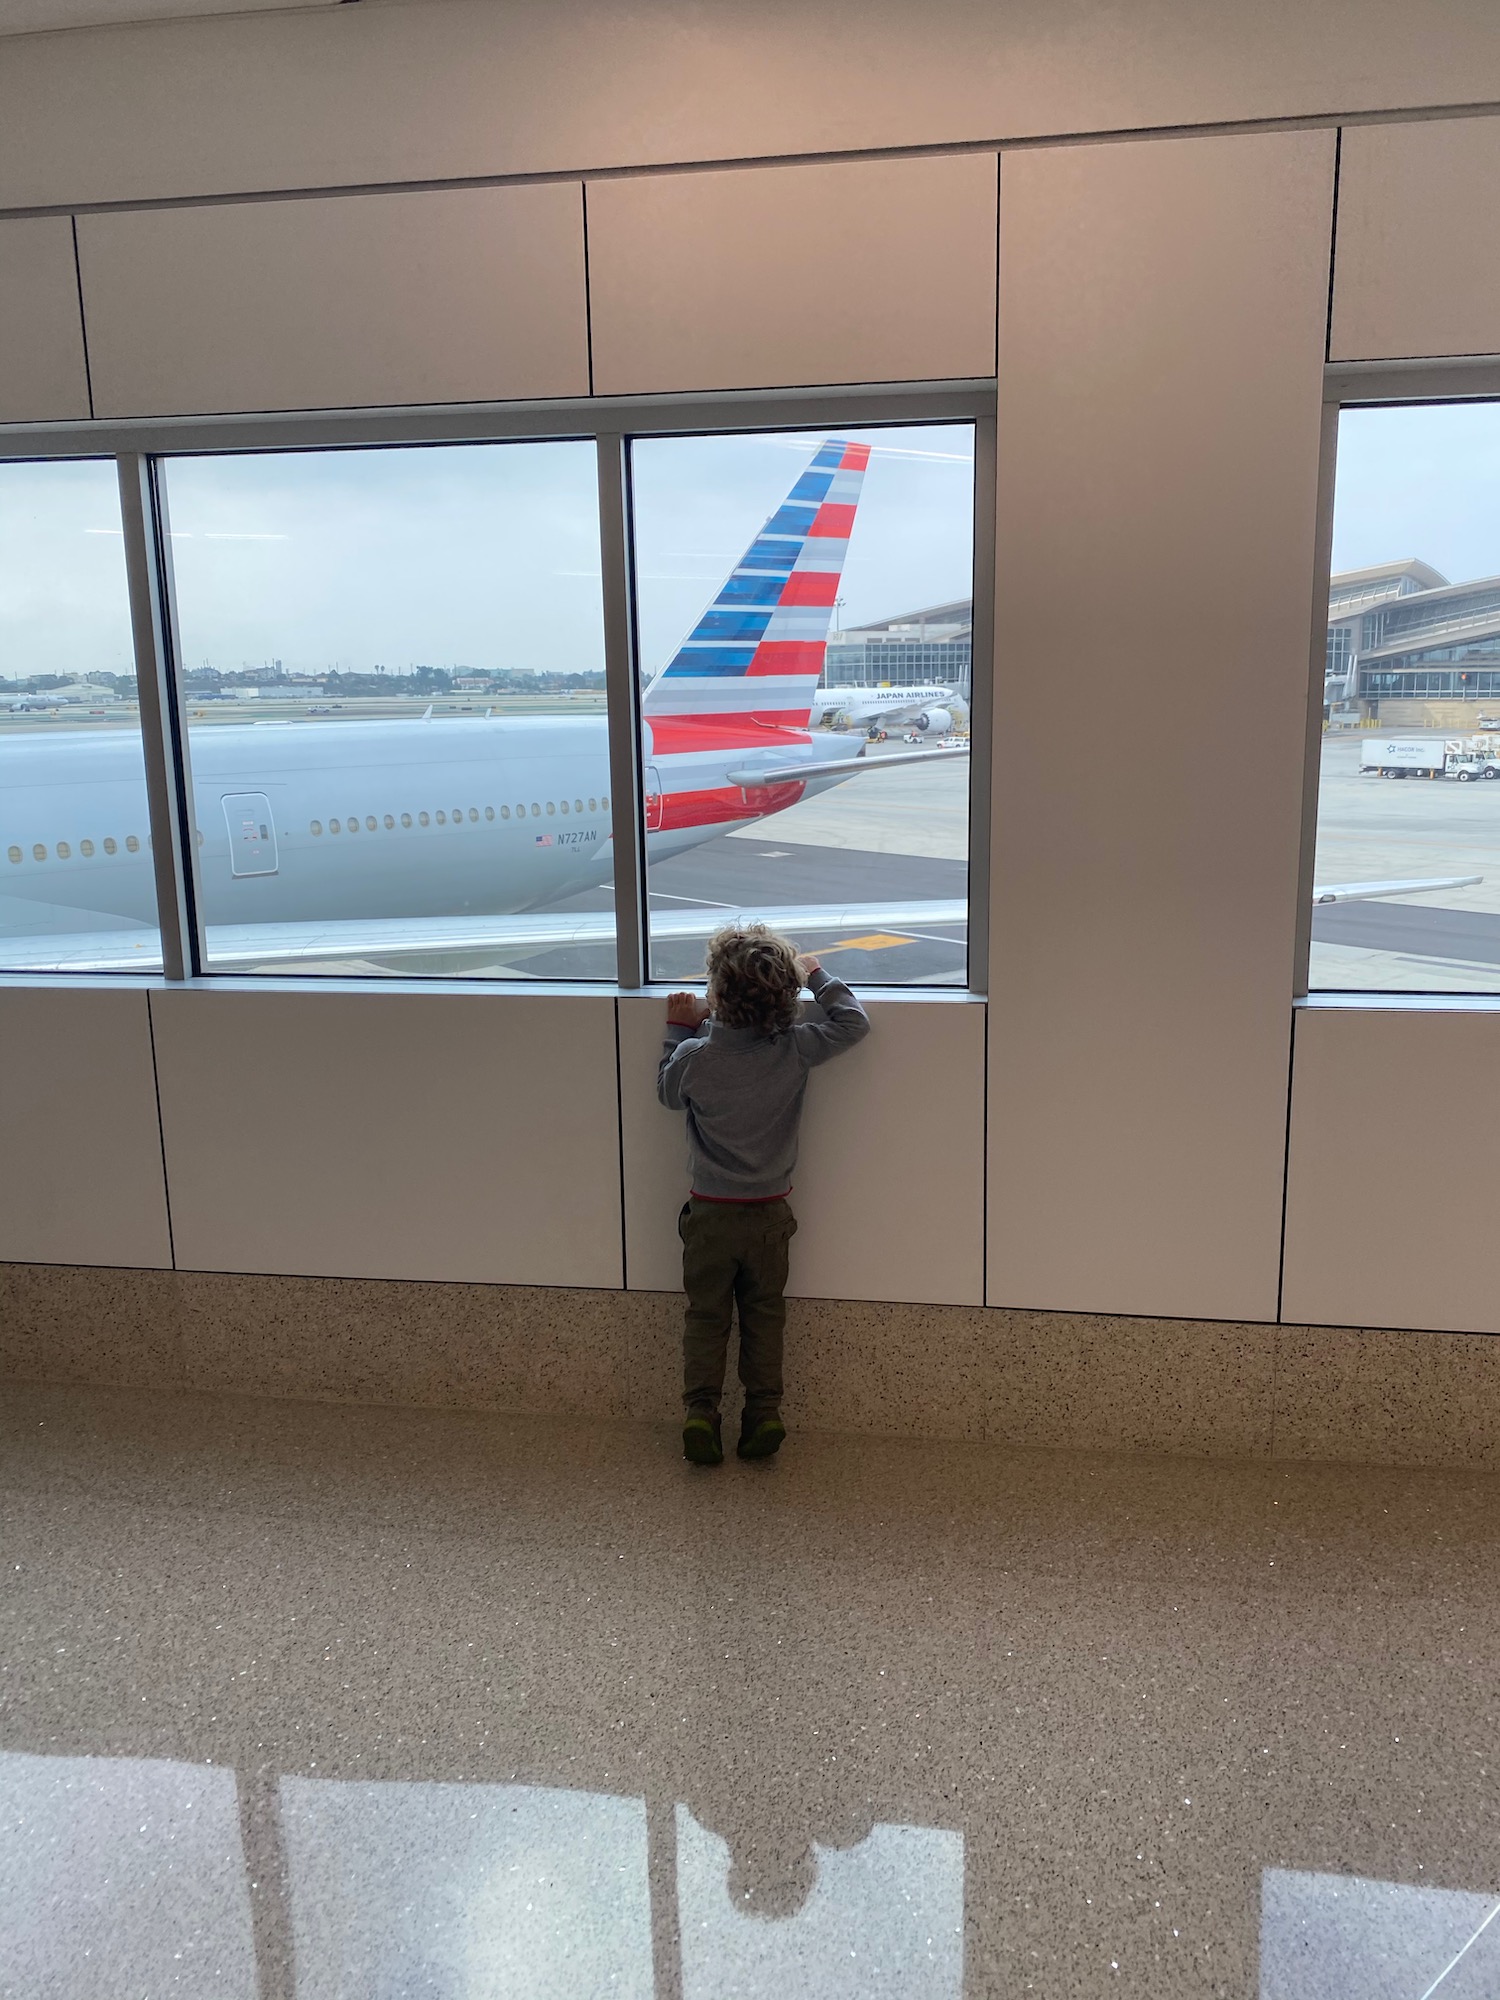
left=810, top=682, right=963, bottom=735
left=6, top=681, right=99, bottom=712
left=0, top=438, right=970, bottom=972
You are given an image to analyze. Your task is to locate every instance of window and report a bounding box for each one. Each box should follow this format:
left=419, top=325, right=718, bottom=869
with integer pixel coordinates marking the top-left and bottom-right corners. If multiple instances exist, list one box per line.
left=0, top=412, right=986, bottom=991
left=161, top=440, right=611, bottom=978
left=1325, top=626, right=1353, bottom=683
left=629, top=425, right=975, bottom=986
left=0, top=460, right=162, bottom=972
left=1310, top=401, right=1500, bottom=993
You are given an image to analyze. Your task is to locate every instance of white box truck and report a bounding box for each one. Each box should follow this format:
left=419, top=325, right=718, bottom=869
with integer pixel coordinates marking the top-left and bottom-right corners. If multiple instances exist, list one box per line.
left=1360, top=738, right=1446, bottom=778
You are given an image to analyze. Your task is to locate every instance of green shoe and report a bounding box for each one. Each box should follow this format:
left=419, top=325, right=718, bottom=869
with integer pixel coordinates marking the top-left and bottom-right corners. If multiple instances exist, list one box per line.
left=737, top=1412, right=787, bottom=1461
left=682, top=1410, right=723, bottom=1466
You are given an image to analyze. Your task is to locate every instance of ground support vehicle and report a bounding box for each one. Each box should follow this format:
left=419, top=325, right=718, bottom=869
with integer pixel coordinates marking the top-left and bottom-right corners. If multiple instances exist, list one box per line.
left=1360, top=736, right=1500, bottom=779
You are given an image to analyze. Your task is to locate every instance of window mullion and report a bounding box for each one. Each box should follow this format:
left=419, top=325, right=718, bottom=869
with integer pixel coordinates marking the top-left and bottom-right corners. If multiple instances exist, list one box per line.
left=597, top=432, right=647, bottom=989
left=116, top=452, right=202, bottom=980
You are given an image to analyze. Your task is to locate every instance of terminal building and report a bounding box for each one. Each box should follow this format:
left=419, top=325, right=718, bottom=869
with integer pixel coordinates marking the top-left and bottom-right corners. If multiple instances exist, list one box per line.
left=822, top=597, right=972, bottom=690
left=1326, top=559, right=1500, bottom=715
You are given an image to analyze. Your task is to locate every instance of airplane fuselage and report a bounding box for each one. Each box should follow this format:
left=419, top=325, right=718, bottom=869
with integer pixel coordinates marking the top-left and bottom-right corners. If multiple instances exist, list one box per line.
left=0, top=714, right=834, bottom=933
left=813, top=683, right=958, bottom=726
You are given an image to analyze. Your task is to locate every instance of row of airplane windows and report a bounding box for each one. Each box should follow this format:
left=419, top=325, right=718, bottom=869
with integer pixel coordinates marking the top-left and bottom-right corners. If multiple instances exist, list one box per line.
left=9, top=835, right=143, bottom=862
left=5, top=797, right=615, bottom=864
left=309, top=796, right=610, bottom=835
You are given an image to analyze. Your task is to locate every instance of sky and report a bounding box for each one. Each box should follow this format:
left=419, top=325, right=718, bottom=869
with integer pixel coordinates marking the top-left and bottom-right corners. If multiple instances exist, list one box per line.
left=1333, top=402, right=1500, bottom=586
left=0, top=424, right=976, bottom=681
left=8, top=408, right=1500, bottom=679
left=630, top=425, right=975, bottom=672
left=0, top=459, right=137, bottom=680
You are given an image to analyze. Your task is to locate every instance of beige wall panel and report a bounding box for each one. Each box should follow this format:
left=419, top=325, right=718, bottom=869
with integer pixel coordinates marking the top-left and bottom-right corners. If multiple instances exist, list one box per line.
left=0, top=986, right=171, bottom=1269
left=986, top=130, right=1334, bottom=1321
left=150, top=988, right=621, bottom=1286
left=1332, top=119, right=1500, bottom=361
left=619, top=995, right=985, bottom=1307
left=1283, top=1005, right=1500, bottom=1333
left=0, top=0, right=1498, bottom=209
left=76, top=184, right=588, bottom=418
left=0, top=217, right=90, bottom=423
left=588, top=156, right=997, bottom=395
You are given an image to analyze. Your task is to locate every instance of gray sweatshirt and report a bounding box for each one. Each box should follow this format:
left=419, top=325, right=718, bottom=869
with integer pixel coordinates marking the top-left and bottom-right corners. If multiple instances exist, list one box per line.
left=657, top=968, right=871, bottom=1200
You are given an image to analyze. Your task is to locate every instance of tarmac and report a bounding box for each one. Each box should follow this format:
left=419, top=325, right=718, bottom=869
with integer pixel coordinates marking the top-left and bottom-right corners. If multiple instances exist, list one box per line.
left=1311, top=734, right=1500, bottom=991
left=541, top=746, right=971, bottom=986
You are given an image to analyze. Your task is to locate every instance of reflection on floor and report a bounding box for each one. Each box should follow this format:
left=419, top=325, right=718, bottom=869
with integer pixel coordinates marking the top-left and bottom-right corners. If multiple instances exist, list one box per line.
left=2, top=1384, right=1499, bottom=1997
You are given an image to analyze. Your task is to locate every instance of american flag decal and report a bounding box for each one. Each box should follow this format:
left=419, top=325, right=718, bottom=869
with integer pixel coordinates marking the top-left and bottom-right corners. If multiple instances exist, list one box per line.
left=534, top=834, right=554, bottom=847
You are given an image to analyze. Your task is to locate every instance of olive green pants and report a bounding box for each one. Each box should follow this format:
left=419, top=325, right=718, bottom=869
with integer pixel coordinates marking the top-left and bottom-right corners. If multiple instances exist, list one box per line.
left=679, top=1196, right=797, bottom=1416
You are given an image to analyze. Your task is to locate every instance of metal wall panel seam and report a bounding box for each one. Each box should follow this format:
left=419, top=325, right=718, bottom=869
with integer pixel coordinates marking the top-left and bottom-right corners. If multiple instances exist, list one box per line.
left=581, top=181, right=595, bottom=398
left=7, top=98, right=1500, bottom=225
left=1274, top=1004, right=1299, bottom=1328
left=613, top=995, right=629, bottom=1290
left=1324, top=128, right=1342, bottom=364
left=68, top=214, right=94, bottom=420
left=145, top=989, right=178, bottom=1270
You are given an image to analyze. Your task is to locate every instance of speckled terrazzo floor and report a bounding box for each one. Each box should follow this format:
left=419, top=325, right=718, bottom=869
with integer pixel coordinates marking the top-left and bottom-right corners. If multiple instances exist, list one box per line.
left=3, top=1385, right=1500, bottom=1998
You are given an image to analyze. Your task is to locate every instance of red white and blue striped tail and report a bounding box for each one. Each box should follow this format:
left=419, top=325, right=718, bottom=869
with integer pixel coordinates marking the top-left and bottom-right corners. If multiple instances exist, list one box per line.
left=642, top=437, right=869, bottom=756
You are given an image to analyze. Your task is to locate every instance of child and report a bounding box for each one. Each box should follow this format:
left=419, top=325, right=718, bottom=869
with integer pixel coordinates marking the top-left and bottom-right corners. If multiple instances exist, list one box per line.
left=658, top=923, right=870, bottom=1466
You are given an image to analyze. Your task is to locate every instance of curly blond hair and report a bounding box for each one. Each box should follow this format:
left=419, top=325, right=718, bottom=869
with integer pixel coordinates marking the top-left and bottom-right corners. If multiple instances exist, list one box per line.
left=706, top=923, right=802, bottom=1035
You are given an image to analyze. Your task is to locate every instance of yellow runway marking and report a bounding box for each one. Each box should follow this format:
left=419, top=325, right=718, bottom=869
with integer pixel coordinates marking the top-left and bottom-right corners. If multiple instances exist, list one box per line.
left=816, top=933, right=915, bottom=952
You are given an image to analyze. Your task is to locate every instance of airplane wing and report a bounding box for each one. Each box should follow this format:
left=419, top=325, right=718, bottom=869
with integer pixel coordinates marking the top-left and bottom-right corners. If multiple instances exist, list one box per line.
left=0, top=900, right=969, bottom=975
left=1311, top=875, right=1482, bottom=903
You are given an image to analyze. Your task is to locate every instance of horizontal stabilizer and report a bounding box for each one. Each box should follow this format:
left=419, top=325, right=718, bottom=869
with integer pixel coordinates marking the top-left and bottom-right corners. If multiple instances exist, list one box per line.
left=724, top=746, right=970, bottom=787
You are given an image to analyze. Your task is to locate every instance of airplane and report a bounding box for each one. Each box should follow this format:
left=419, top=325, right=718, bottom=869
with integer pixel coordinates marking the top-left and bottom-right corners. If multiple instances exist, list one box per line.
left=0, top=438, right=970, bottom=972
left=6, top=681, right=100, bottom=712
left=810, top=681, right=964, bottom=735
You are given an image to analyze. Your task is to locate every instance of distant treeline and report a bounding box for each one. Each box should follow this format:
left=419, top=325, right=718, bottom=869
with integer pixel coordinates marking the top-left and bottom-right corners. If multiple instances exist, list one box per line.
left=0, top=666, right=608, bottom=696
left=0, top=672, right=137, bottom=695
left=178, top=666, right=608, bottom=694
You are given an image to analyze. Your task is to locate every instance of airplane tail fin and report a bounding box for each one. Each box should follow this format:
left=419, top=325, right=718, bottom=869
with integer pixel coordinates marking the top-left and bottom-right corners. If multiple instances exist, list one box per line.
left=642, top=438, right=869, bottom=753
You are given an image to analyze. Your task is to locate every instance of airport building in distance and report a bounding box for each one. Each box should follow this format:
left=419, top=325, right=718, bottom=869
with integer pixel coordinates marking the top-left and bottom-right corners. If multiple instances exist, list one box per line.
left=1326, top=560, right=1500, bottom=720
left=823, top=598, right=972, bottom=690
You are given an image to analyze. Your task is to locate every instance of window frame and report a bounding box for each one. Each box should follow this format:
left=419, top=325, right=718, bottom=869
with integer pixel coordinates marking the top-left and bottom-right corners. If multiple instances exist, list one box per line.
left=1298, top=359, right=1500, bottom=1002
left=0, top=383, right=995, bottom=995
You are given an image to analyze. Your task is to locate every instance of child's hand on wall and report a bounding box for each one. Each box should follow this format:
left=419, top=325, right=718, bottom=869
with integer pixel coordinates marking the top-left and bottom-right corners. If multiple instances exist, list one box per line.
left=666, top=992, right=711, bottom=1028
